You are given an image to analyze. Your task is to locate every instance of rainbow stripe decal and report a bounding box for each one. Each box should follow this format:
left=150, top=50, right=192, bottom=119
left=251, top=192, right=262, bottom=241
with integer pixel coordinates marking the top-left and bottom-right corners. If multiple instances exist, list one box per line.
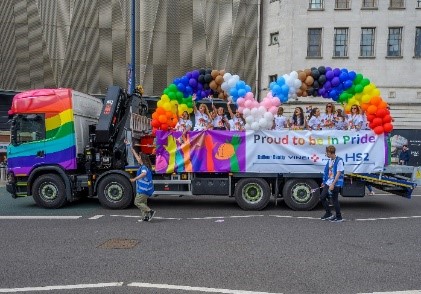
left=7, top=89, right=77, bottom=176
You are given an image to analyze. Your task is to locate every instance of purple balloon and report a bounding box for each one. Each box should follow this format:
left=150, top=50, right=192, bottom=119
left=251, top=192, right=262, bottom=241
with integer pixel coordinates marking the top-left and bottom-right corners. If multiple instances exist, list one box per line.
left=325, top=67, right=332, bottom=72
left=191, top=70, right=200, bottom=79
left=197, top=83, right=203, bottom=91
left=189, top=78, right=197, bottom=88
left=186, top=72, right=192, bottom=79
left=331, top=77, right=340, bottom=87
left=324, top=81, right=332, bottom=90
left=326, top=70, right=334, bottom=80
left=318, top=88, right=326, bottom=96
left=333, top=68, right=341, bottom=77
left=201, top=90, right=207, bottom=98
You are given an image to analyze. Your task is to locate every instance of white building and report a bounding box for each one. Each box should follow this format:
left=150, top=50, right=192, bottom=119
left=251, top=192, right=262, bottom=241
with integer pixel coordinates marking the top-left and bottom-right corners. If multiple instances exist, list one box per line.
left=260, top=0, right=421, bottom=129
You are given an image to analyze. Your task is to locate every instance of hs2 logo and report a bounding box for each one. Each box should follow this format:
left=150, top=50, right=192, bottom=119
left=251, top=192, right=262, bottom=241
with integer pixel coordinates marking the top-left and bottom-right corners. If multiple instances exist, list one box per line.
left=344, top=153, right=369, bottom=162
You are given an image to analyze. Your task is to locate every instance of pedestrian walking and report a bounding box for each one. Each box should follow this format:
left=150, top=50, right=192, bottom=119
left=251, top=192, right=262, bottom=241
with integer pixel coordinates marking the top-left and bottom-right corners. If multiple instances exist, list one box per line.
left=320, top=145, right=345, bottom=222
left=125, top=139, right=155, bottom=222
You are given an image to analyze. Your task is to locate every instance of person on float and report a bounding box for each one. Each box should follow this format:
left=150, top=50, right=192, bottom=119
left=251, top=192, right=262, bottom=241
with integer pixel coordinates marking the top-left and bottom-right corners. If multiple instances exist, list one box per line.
left=307, top=108, right=322, bottom=130
left=227, top=101, right=245, bottom=131
left=192, top=94, right=212, bottom=131
left=321, top=103, right=336, bottom=130
left=347, top=104, right=363, bottom=131
left=211, top=103, right=229, bottom=130
left=334, top=109, right=348, bottom=130
left=273, top=106, right=288, bottom=130
left=289, top=106, right=306, bottom=130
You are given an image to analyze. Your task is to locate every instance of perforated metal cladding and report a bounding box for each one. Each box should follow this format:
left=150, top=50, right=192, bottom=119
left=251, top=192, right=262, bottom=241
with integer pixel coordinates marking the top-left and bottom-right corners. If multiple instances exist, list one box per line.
left=0, top=0, right=258, bottom=96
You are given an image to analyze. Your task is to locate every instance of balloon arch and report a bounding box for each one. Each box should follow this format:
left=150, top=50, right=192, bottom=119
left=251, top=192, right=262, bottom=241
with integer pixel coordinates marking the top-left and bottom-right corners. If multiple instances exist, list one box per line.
left=150, top=66, right=393, bottom=134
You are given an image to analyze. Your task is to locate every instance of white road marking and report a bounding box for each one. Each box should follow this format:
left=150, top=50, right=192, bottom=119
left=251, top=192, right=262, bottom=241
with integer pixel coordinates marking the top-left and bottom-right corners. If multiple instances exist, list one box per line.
left=88, top=215, right=104, bottom=220
left=0, top=216, right=82, bottom=220
left=356, top=216, right=421, bottom=221
left=0, top=282, right=123, bottom=293
left=358, top=291, right=421, bottom=294
left=127, top=282, right=282, bottom=294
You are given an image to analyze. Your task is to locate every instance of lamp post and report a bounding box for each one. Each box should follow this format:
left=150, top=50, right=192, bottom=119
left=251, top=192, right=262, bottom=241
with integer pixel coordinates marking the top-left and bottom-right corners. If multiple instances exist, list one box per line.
left=129, top=0, right=136, bottom=94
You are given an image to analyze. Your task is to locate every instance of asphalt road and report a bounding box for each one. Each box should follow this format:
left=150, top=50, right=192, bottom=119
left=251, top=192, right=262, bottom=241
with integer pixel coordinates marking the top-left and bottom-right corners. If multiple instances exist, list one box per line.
left=0, top=186, right=421, bottom=294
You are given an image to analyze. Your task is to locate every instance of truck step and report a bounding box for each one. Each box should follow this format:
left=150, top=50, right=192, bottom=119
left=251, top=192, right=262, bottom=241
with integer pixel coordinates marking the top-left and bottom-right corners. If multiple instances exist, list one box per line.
left=153, top=180, right=191, bottom=185
left=154, top=191, right=193, bottom=196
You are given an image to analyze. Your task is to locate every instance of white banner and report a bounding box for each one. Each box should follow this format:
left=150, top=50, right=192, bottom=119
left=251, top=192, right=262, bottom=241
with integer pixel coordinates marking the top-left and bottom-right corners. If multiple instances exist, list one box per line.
left=245, top=130, right=386, bottom=174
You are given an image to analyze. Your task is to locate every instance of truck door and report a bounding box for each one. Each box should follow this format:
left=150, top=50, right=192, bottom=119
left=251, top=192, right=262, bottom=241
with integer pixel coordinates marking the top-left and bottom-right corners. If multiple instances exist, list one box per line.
left=8, top=114, right=46, bottom=176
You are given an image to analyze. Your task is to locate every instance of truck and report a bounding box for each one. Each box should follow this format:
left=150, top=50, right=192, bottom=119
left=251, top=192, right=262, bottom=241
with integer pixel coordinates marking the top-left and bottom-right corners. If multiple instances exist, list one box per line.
left=5, top=86, right=420, bottom=210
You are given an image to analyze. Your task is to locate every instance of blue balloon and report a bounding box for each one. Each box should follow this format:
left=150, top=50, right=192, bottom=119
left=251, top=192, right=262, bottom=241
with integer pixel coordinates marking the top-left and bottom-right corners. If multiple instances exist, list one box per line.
left=343, top=80, right=353, bottom=89
left=348, top=71, right=356, bottom=81
left=174, top=78, right=181, bottom=85
left=177, top=83, right=185, bottom=92
left=339, top=72, right=348, bottom=82
left=236, top=80, right=246, bottom=90
left=230, top=88, right=238, bottom=98
left=272, top=85, right=281, bottom=95
left=277, top=77, right=286, bottom=86
left=280, top=95, right=288, bottom=103
left=181, top=76, right=189, bottom=85
left=245, top=85, right=252, bottom=92
left=185, top=86, right=193, bottom=95
left=269, top=81, right=277, bottom=90
left=281, top=85, right=289, bottom=96
left=329, top=89, right=337, bottom=98
left=237, top=89, right=246, bottom=97
left=341, top=68, right=349, bottom=73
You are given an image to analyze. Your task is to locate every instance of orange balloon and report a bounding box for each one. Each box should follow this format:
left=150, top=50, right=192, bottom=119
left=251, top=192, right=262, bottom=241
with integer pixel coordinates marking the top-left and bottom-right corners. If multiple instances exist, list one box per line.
left=161, top=123, right=169, bottom=131
left=370, top=96, right=382, bottom=106
left=165, top=111, right=173, bottom=118
left=156, top=107, right=166, bottom=115
left=361, top=103, right=370, bottom=111
left=152, top=112, right=159, bottom=119
left=367, top=105, right=377, bottom=114
left=378, top=101, right=388, bottom=109
left=158, top=114, right=167, bottom=123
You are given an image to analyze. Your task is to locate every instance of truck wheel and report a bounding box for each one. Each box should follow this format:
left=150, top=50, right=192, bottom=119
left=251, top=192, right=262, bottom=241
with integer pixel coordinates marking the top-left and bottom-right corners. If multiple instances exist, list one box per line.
left=234, top=178, right=271, bottom=210
left=32, top=174, right=68, bottom=208
left=97, top=174, right=133, bottom=209
left=282, top=179, right=319, bottom=211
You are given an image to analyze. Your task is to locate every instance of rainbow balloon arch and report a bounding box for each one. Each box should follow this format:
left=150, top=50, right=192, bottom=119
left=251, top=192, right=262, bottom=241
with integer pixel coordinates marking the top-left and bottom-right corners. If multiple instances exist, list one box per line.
left=150, top=66, right=393, bottom=135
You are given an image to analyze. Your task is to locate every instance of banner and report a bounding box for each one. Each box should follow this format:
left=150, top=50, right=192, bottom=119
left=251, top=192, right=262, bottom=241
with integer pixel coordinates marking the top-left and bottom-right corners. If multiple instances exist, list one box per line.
left=155, top=130, right=385, bottom=174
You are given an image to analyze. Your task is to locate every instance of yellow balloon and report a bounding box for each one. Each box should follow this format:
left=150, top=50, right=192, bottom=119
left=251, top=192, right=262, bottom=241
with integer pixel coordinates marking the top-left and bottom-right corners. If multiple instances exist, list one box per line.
left=354, top=93, right=362, bottom=102
left=344, top=103, right=352, bottom=114
left=187, top=107, right=193, bottom=114
left=362, top=94, right=371, bottom=104
left=161, top=94, right=170, bottom=103
left=372, top=89, right=380, bottom=96
left=157, top=100, right=163, bottom=108
left=163, top=102, right=171, bottom=111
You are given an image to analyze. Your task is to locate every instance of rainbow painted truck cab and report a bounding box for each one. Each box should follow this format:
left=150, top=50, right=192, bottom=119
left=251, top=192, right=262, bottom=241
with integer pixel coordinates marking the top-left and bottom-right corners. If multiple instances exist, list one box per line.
left=6, top=87, right=143, bottom=208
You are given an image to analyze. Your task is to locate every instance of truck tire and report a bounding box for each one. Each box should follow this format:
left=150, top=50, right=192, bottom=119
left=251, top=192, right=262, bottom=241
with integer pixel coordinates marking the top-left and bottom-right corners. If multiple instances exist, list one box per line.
left=282, top=179, right=319, bottom=211
left=32, top=174, right=68, bottom=208
left=97, top=174, right=133, bottom=209
left=234, top=178, right=271, bottom=210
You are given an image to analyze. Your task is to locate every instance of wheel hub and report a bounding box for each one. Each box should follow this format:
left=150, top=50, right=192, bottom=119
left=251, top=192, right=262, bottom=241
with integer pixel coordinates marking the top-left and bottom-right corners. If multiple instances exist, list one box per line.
left=242, top=184, right=262, bottom=203
left=106, top=183, right=123, bottom=202
left=291, top=184, right=311, bottom=203
left=40, top=183, right=58, bottom=201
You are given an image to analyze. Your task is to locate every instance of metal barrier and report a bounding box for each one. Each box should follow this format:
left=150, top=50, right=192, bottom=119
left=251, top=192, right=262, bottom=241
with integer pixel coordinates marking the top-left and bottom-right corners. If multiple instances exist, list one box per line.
left=0, top=166, right=6, bottom=182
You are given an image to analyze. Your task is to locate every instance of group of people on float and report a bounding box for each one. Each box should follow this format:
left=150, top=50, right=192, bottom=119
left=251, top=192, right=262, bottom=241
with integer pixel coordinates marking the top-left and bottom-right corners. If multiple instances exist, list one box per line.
left=275, top=102, right=370, bottom=131
left=173, top=96, right=370, bottom=133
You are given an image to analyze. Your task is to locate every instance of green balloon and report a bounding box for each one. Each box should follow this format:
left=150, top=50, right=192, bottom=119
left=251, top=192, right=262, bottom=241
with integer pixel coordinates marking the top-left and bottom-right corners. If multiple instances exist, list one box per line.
left=168, top=91, right=176, bottom=100
left=353, top=74, right=363, bottom=85
left=186, top=100, right=193, bottom=108
left=361, top=78, right=370, bottom=87
left=168, top=83, right=177, bottom=92
left=355, top=84, right=363, bottom=93
left=176, top=91, right=184, bottom=100
left=163, top=88, right=170, bottom=95
left=339, top=93, right=348, bottom=101
left=346, top=86, right=355, bottom=95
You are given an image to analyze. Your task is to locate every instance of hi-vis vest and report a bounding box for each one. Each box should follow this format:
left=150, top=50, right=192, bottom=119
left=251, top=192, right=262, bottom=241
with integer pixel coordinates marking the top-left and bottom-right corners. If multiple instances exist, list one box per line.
left=136, top=165, right=154, bottom=196
left=323, top=156, right=345, bottom=187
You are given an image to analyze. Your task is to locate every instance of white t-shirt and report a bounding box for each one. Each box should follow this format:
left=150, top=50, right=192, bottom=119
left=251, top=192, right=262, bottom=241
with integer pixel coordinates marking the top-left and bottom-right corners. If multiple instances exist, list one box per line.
left=347, top=114, right=364, bottom=130
left=308, top=116, right=322, bottom=130
left=175, top=118, right=192, bottom=132
left=212, top=114, right=229, bottom=129
left=229, top=118, right=245, bottom=131
left=274, top=115, right=287, bottom=130
left=321, top=113, right=336, bottom=130
left=326, top=157, right=345, bottom=185
left=289, top=116, right=305, bottom=129
left=193, top=112, right=210, bottom=131
left=334, top=118, right=348, bottom=130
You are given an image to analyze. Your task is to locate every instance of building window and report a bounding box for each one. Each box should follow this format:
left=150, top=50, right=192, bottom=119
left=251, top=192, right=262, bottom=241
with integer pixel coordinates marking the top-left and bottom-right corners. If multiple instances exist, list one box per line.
left=270, top=32, right=279, bottom=46
left=335, top=0, right=351, bottom=9
left=307, top=28, right=322, bottom=57
left=417, top=0, right=421, bottom=8
left=269, top=74, right=278, bottom=87
left=415, top=27, right=421, bottom=57
left=333, top=28, right=349, bottom=57
left=360, top=28, right=376, bottom=57
left=389, top=0, right=405, bottom=8
left=362, top=0, right=377, bottom=8
left=387, top=27, right=403, bottom=57
left=309, top=0, right=324, bottom=9
left=270, top=0, right=279, bottom=2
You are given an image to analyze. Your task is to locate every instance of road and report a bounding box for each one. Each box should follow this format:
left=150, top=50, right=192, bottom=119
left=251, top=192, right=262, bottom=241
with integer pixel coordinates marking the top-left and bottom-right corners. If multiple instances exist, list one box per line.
left=0, top=185, right=421, bottom=294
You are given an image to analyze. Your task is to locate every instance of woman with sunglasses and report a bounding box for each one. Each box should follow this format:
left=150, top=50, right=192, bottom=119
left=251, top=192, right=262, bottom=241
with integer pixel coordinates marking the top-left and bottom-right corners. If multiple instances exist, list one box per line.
left=347, top=104, right=363, bottom=131
left=289, top=107, right=306, bottom=130
left=321, top=103, right=336, bottom=130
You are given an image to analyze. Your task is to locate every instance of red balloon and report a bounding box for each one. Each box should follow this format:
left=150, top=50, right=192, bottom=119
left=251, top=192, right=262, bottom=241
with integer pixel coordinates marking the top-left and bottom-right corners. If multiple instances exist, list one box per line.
left=372, top=117, right=383, bottom=127
left=367, top=114, right=376, bottom=122
left=382, top=115, right=392, bottom=124
left=151, top=118, right=160, bottom=128
left=376, top=108, right=387, bottom=118
left=369, top=122, right=376, bottom=129
left=161, top=123, right=169, bottom=131
left=373, top=126, right=384, bottom=135
left=383, top=123, right=393, bottom=133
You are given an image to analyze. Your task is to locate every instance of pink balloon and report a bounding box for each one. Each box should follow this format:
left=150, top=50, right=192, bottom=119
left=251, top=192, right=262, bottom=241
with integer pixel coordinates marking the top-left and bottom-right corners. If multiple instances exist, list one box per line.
left=237, top=106, right=244, bottom=113
left=245, top=92, right=254, bottom=100
left=245, top=100, right=253, bottom=108
left=271, top=98, right=281, bottom=107
left=237, top=97, right=245, bottom=107
left=261, top=100, right=271, bottom=109
left=252, top=101, right=260, bottom=108
left=266, top=92, right=273, bottom=99
left=269, top=106, right=278, bottom=114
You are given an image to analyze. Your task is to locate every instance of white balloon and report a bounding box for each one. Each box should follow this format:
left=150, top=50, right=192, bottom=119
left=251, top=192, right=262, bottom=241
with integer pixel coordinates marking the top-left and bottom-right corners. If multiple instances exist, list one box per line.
left=251, top=122, right=260, bottom=131
left=243, top=108, right=251, bottom=117
left=232, top=75, right=240, bottom=83
left=227, top=96, right=233, bottom=102
left=264, top=112, right=274, bottom=120
left=258, top=106, right=266, bottom=115
left=245, top=115, right=254, bottom=124
left=290, top=71, right=298, bottom=80
left=259, top=118, right=267, bottom=128
left=244, top=123, right=251, bottom=130
left=294, top=79, right=302, bottom=89
left=221, top=82, right=229, bottom=91
left=228, top=78, right=236, bottom=88
left=250, top=108, right=258, bottom=117
left=265, top=117, right=274, bottom=129
left=223, top=73, right=232, bottom=81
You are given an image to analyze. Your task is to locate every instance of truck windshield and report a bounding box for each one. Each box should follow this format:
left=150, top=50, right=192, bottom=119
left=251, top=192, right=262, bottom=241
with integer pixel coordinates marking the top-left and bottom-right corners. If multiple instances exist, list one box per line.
left=12, top=114, right=46, bottom=145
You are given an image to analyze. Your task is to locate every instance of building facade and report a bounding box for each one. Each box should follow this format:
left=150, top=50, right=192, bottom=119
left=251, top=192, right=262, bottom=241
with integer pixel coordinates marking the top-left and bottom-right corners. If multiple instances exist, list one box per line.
left=260, top=0, right=421, bottom=129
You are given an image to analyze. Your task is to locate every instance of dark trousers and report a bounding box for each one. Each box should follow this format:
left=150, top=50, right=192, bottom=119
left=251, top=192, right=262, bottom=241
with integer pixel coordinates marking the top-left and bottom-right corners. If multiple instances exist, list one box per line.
left=320, top=185, right=341, bottom=217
